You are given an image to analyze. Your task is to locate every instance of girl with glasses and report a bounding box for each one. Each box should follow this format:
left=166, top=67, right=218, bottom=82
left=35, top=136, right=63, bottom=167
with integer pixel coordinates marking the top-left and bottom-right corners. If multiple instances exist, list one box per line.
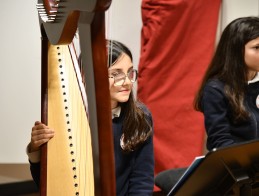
left=107, top=40, right=154, bottom=195
left=27, top=40, right=154, bottom=195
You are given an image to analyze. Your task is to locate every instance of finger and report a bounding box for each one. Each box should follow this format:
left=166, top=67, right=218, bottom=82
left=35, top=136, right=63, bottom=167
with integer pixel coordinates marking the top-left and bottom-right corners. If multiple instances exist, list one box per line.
left=31, top=132, right=54, bottom=149
left=33, top=123, right=48, bottom=130
left=34, top=138, right=52, bottom=147
left=32, top=122, right=53, bottom=135
left=34, top=121, right=41, bottom=126
left=31, top=128, right=54, bottom=138
left=31, top=127, right=54, bottom=135
left=30, top=138, right=52, bottom=151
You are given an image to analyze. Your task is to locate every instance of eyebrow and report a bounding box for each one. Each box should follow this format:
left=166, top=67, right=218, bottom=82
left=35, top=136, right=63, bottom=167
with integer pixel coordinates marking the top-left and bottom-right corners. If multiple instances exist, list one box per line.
left=109, top=66, right=133, bottom=72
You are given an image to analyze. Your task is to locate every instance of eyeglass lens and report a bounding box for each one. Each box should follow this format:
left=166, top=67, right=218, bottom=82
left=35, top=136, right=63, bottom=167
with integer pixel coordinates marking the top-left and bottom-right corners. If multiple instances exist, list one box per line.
left=114, top=69, right=137, bottom=86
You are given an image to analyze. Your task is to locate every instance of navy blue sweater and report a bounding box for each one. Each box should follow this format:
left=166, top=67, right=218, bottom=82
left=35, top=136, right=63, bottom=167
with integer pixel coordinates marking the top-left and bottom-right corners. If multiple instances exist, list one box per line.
left=113, top=104, right=154, bottom=195
left=202, top=79, right=259, bottom=151
left=29, top=104, right=154, bottom=195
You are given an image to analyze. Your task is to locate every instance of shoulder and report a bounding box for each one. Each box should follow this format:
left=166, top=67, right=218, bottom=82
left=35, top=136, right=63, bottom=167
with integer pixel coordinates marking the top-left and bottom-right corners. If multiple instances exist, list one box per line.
left=203, top=78, right=227, bottom=96
left=136, top=102, right=152, bottom=117
left=136, top=101, right=153, bottom=126
left=201, top=79, right=228, bottom=111
left=203, top=79, right=226, bottom=97
left=204, top=78, right=224, bottom=91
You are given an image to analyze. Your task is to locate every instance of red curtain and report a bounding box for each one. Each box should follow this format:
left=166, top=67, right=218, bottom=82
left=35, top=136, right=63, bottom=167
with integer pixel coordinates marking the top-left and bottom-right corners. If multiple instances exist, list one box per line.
left=138, top=0, right=221, bottom=182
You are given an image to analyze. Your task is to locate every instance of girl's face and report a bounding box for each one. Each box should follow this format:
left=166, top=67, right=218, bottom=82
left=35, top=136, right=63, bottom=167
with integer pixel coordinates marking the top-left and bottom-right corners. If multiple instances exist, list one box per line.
left=108, top=53, right=133, bottom=109
left=245, top=37, right=259, bottom=80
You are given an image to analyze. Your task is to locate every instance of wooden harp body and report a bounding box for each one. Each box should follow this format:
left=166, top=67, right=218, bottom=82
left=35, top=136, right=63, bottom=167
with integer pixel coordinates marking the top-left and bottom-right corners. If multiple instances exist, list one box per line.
left=37, top=0, right=115, bottom=195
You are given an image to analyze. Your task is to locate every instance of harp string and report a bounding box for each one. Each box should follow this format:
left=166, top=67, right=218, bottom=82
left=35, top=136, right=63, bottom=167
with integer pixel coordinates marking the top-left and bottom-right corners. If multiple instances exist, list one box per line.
left=105, top=1, right=117, bottom=67
left=66, top=43, right=94, bottom=195
left=69, top=38, right=92, bottom=192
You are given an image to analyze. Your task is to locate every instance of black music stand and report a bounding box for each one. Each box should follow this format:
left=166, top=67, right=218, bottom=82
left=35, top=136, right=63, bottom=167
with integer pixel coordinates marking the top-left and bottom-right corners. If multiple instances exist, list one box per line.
left=168, top=139, right=259, bottom=196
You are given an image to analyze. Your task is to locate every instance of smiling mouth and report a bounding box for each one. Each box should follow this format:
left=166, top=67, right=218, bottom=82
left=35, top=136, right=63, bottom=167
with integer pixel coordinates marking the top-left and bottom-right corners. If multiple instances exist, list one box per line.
left=119, top=89, right=130, bottom=93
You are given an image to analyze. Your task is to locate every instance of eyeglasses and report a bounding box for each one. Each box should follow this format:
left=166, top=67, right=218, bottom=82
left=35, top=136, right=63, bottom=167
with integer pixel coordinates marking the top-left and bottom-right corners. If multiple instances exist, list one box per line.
left=109, top=69, right=138, bottom=86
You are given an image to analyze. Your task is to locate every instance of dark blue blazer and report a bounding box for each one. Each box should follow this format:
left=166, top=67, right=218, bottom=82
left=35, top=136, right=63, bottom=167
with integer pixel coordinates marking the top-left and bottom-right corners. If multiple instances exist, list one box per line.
left=113, top=104, right=154, bottom=195
left=201, top=79, right=259, bottom=151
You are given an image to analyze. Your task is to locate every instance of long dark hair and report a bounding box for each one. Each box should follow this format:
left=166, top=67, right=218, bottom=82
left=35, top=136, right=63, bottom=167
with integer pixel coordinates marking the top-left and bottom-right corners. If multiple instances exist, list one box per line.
left=107, top=40, right=152, bottom=152
left=194, top=16, right=259, bottom=121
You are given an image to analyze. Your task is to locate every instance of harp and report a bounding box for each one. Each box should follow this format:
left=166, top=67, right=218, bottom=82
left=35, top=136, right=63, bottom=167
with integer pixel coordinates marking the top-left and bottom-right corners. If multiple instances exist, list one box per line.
left=36, top=0, right=115, bottom=195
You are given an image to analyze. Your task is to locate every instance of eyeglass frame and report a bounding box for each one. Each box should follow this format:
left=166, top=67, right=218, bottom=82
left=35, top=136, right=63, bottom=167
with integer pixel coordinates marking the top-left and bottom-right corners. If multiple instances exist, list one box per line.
left=108, top=69, right=138, bottom=86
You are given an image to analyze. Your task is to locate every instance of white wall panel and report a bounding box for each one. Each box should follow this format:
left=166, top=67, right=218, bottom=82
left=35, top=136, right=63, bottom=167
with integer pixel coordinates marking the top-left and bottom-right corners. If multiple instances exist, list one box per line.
left=0, top=1, right=41, bottom=163
left=221, top=0, right=259, bottom=31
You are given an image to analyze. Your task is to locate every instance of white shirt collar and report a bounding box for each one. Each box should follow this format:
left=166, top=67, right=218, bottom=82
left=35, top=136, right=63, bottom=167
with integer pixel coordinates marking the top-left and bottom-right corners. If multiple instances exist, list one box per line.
left=248, top=72, right=259, bottom=84
left=112, top=106, right=121, bottom=119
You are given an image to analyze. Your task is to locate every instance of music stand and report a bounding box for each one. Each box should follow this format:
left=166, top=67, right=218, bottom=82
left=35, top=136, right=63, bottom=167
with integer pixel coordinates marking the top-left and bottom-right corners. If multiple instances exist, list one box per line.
left=168, top=139, right=259, bottom=196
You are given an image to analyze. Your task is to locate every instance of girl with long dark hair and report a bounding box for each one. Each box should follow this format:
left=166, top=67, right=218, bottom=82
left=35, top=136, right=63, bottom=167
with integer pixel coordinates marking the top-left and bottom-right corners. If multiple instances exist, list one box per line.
left=194, top=16, right=259, bottom=151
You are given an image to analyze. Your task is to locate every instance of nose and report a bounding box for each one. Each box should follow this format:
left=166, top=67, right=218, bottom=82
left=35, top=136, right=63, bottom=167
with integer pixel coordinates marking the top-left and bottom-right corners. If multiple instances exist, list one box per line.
left=122, top=75, right=132, bottom=86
